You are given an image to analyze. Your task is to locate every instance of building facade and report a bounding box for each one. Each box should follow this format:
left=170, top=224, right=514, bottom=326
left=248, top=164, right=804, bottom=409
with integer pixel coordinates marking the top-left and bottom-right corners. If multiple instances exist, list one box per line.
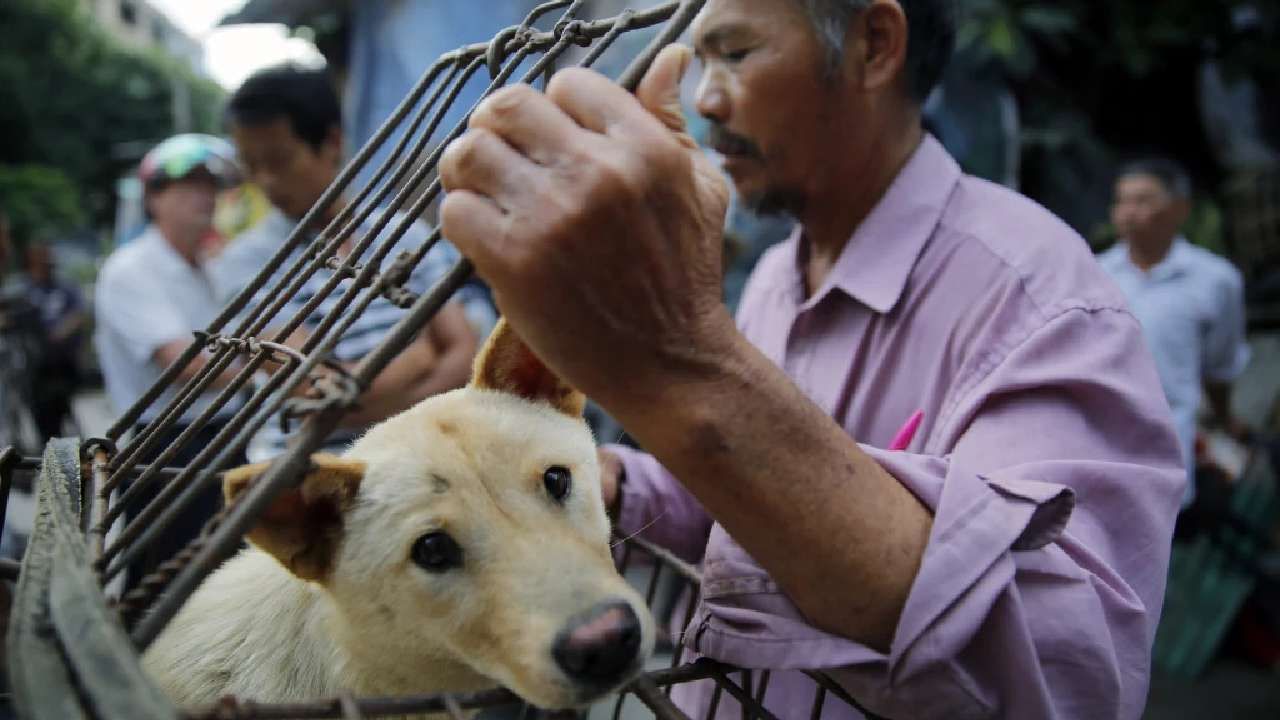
left=80, top=0, right=203, bottom=73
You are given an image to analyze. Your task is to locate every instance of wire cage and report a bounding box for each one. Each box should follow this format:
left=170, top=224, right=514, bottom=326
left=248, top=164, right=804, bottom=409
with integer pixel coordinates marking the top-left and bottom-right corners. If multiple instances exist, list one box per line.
left=3, top=2, right=879, bottom=718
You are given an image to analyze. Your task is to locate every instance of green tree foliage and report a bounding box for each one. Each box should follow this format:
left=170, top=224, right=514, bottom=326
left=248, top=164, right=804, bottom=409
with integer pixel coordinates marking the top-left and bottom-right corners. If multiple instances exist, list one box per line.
left=0, top=166, right=85, bottom=249
left=0, top=0, right=224, bottom=251
left=957, top=0, right=1280, bottom=249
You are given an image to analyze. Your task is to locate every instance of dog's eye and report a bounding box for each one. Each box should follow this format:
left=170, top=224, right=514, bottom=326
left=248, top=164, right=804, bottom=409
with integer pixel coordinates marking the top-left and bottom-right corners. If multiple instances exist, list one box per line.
left=544, top=466, right=571, bottom=503
left=411, top=532, right=463, bottom=573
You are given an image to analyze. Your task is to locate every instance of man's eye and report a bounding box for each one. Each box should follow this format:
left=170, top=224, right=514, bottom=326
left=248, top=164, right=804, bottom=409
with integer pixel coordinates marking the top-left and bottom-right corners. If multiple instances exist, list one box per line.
left=725, top=48, right=751, bottom=62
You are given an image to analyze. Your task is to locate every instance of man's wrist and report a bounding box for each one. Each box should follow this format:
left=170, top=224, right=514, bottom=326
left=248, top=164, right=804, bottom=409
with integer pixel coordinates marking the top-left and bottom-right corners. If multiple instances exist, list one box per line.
left=608, top=310, right=745, bottom=426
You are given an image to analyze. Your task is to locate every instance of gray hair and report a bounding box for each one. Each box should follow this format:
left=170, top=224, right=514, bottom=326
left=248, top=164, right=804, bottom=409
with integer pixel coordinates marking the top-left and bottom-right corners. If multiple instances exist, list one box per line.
left=794, top=0, right=956, bottom=103
left=1118, top=158, right=1193, bottom=200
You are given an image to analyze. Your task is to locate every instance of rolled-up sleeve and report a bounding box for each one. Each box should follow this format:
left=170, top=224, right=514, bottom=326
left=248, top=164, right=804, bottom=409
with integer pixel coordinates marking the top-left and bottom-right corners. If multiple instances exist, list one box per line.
left=688, top=306, right=1186, bottom=720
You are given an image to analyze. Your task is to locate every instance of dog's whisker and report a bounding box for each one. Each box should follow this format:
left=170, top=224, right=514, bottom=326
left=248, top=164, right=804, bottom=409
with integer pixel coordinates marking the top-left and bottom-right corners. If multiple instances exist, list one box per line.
left=610, top=511, right=668, bottom=549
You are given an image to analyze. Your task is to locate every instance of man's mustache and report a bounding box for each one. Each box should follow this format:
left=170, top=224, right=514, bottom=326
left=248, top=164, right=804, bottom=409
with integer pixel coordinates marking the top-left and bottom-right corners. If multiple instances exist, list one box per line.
left=706, top=124, right=763, bottom=159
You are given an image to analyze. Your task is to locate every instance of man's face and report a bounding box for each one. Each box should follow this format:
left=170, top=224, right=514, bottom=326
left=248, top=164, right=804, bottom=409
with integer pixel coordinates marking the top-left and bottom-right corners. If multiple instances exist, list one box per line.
left=148, top=174, right=218, bottom=241
left=1111, top=173, right=1188, bottom=250
left=232, top=117, right=341, bottom=220
left=691, top=0, right=858, bottom=216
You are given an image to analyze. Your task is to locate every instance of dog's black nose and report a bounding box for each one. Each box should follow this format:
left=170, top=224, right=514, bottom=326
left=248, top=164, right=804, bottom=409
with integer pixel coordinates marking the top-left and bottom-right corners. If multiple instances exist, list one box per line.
left=552, top=601, right=642, bottom=686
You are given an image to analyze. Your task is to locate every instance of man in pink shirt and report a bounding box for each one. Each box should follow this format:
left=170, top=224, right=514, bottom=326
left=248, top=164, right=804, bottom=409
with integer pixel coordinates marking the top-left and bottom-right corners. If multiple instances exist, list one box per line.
left=438, top=0, right=1185, bottom=717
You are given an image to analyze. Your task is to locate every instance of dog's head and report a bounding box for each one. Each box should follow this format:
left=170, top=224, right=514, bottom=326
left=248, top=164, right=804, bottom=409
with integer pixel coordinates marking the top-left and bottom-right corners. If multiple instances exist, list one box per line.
left=224, top=320, right=654, bottom=708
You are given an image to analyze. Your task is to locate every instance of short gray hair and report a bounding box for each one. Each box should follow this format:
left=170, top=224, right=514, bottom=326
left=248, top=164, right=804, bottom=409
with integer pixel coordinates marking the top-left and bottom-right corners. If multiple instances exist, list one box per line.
left=794, top=0, right=956, bottom=103
left=1118, top=158, right=1193, bottom=200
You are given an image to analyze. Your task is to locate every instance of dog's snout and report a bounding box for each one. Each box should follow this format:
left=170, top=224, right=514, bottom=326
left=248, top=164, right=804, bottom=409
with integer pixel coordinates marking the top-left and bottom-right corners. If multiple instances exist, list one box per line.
left=552, top=601, right=642, bottom=685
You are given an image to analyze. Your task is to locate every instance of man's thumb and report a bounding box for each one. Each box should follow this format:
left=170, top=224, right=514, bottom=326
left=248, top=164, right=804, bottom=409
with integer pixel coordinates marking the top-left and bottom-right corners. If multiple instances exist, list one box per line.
left=636, top=44, right=694, bottom=145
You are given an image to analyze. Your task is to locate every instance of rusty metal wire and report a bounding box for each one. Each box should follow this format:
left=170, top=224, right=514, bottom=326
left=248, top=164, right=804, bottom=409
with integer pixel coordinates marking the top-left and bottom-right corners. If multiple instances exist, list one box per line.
left=0, top=1, right=886, bottom=718
left=113, top=503, right=235, bottom=627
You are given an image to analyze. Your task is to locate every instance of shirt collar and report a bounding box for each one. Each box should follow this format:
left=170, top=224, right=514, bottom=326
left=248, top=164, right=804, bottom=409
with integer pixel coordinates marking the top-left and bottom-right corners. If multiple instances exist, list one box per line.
left=141, top=224, right=205, bottom=276
left=788, top=134, right=961, bottom=314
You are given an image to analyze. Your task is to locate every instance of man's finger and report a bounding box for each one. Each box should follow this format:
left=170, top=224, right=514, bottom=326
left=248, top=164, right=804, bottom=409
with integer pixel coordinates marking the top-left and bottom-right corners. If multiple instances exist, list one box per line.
left=546, top=67, right=665, bottom=142
left=635, top=44, right=697, bottom=149
left=439, top=189, right=508, bottom=277
left=439, top=128, right=539, bottom=209
left=469, top=84, right=583, bottom=165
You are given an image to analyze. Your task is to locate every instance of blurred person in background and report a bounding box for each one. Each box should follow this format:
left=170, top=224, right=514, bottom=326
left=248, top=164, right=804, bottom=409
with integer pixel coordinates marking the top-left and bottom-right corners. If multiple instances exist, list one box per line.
left=13, top=243, right=87, bottom=441
left=1100, top=157, right=1253, bottom=512
left=0, top=212, right=45, bottom=457
left=94, top=133, right=247, bottom=587
left=211, top=65, right=493, bottom=462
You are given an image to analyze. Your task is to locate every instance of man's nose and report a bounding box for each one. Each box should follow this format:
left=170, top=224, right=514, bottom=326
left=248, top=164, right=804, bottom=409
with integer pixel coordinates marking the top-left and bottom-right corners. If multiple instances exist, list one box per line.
left=694, top=70, right=730, bottom=124
left=551, top=600, right=642, bottom=686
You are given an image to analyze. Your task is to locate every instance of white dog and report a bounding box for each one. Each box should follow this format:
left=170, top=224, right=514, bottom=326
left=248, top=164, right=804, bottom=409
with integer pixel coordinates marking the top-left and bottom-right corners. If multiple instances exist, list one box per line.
left=144, top=320, right=655, bottom=712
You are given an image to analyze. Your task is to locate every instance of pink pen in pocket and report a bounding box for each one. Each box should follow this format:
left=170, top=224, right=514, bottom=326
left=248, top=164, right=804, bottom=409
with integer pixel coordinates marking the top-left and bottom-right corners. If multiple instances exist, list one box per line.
left=888, top=410, right=924, bottom=451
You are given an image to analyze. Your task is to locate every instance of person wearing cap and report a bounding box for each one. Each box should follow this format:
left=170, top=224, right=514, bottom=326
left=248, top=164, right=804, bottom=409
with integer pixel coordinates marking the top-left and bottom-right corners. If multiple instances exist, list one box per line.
left=93, top=133, right=248, bottom=586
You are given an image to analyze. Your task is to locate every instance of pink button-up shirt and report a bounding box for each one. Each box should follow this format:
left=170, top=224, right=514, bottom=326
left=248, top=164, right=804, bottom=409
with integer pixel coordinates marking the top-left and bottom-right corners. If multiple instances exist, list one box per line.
left=608, top=135, right=1184, bottom=719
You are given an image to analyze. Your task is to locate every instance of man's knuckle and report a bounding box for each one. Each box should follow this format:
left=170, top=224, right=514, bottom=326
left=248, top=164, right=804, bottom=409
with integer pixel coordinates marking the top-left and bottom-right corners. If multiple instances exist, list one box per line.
left=438, top=146, right=460, bottom=186
left=604, top=148, right=660, bottom=198
left=594, top=151, right=634, bottom=188
left=546, top=69, right=588, bottom=105
left=654, top=140, right=691, bottom=178
left=452, top=131, right=495, bottom=176
left=474, top=84, right=534, bottom=127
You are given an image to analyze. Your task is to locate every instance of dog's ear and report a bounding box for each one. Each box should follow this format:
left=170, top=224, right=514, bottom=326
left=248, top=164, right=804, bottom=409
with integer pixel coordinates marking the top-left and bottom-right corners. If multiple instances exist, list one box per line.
left=471, top=318, right=586, bottom=417
left=222, top=454, right=365, bottom=582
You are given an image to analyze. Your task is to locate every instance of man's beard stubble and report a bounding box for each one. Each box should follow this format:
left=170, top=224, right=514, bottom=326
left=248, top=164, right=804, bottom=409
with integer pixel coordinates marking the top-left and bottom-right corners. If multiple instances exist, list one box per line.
left=706, top=122, right=805, bottom=219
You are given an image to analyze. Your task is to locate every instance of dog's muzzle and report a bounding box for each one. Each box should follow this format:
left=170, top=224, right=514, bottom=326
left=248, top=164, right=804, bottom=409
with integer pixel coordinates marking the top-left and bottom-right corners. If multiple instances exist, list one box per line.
left=551, top=600, right=643, bottom=688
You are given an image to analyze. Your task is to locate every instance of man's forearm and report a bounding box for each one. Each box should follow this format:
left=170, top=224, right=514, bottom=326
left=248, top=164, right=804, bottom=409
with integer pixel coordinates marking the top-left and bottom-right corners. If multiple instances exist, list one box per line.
left=156, top=341, right=244, bottom=391
left=609, top=331, right=932, bottom=652
left=338, top=335, right=472, bottom=428
left=340, top=359, right=433, bottom=427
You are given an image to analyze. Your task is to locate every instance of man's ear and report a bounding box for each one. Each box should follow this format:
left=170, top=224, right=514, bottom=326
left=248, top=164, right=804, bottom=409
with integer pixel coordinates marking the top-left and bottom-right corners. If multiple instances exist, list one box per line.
left=321, top=125, right=344, bottom=167
left=470, top=318, right=586, bottom=417
left=222, top=454, right=365, bottom=582
left=850, top=0, right=909, bottom=96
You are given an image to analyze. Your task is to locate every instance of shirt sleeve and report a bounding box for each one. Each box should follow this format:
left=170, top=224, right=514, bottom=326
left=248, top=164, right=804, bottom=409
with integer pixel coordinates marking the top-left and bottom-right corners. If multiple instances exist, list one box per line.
left=1201, top=265, right=1251, bottom=382
left=605, top=443, right=714, bottom=564
left=94, top=265, right=194, bottom=365
left=693, top=306, right=1186, bottom=720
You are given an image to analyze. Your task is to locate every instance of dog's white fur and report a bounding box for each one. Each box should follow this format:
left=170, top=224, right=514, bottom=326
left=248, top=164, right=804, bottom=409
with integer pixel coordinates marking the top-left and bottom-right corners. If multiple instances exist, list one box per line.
left=143, top=321, right=654, bottom=712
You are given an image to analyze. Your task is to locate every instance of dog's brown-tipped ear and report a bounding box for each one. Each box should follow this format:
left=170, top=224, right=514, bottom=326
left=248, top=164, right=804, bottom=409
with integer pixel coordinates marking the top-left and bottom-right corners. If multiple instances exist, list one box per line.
left=222, top=454, right=365, bottom=582
left=470, top=318, right=586, bottom=417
